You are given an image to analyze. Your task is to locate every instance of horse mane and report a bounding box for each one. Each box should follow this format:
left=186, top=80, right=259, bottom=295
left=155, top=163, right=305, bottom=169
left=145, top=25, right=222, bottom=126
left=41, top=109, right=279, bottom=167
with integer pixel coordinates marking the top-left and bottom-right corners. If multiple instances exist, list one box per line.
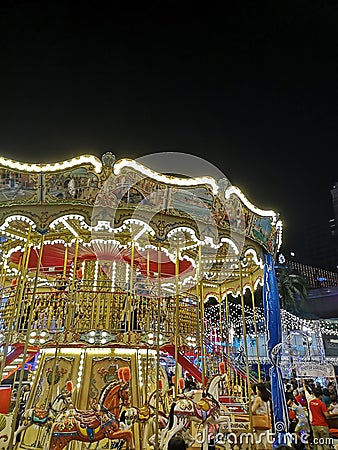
left=205, top=373, right=218, bottom=393
left=98, top=380, right=121, bottom=407
left=168, top=402, right=176, bottom=430
left=205, top=373, right=218, bottom=392
left=120, top=410, right=126, bottom=423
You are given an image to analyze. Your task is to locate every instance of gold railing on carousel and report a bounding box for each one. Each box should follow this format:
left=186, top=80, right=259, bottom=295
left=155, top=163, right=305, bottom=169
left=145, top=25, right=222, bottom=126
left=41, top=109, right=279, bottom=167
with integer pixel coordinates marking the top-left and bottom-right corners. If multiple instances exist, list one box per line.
left=0, top=280, right=199, bottom=339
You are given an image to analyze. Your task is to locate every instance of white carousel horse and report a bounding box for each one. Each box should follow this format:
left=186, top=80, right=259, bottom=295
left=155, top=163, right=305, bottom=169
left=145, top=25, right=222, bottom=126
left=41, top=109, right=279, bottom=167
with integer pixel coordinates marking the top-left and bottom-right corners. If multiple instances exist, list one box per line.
left=157, top=373, right=231, bottom=450
left=14, top=391, right=70, bottom=445
left=128, top=387, right=170, bottom=449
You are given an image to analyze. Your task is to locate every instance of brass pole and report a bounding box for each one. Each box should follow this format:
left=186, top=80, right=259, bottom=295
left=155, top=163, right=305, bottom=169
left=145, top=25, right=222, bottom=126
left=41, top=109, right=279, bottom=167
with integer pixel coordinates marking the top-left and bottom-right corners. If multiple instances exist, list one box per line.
left=198, top=245, right=206, bottom=387
left=66, top=238, right=79, bottom=329
left=250, top=272, right=261, bottom=381
left=146, top=247, right=150, bottom=287
left=15, top=227, right=33, bottom=333
left=145, top=248, right=151, bottom=402
left=239, top=258, right=253, bottom=433
left=63, top=245, right=69, bottom=277
left=145, top=348, right=149, bottom=401
left=0, top=255, right=7, bottom=290
left=225, top=291, right=230, bottom=377
left=46, top=347, right=60, bottom=407
left=9, top=233, right=45, bottom=450
left=154, top=243, right=161, bottom=450
left=218, top=284, right=224, bottom=361
left=127, top=240, right=135, bottom=333
left=174, top=245, right=180, bottom=400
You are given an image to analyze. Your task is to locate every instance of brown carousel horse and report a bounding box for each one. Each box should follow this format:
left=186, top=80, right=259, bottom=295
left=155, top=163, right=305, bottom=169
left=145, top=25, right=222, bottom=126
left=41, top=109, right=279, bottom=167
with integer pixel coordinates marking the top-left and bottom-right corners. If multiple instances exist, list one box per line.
left=48, top=367, right=134, bottom=450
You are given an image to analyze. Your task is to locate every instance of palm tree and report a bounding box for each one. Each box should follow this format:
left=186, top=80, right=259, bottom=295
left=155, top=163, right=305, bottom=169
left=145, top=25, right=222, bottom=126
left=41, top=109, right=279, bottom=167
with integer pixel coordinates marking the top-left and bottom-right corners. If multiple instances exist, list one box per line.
left=275, top=266, right=309, bottom=316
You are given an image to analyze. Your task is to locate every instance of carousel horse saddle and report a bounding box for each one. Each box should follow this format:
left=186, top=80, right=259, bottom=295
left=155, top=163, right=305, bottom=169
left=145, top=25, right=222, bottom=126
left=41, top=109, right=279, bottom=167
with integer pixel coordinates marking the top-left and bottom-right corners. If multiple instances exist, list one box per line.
left=196, top=398, right=211, bottom=412
left=75, top=411, right=102, bottom=429
left=74, top=407, right=99, bottom=416
left=137, top=404, right=151, bottom=422
left=33, top=408, right=49, bottom=423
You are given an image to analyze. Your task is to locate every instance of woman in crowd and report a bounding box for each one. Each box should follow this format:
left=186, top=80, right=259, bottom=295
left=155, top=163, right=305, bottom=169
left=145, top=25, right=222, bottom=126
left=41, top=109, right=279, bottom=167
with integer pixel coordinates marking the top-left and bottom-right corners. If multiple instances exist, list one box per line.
left=252, top=383, right=271, bottom=450
left=288, top=398, right=311, bottom=450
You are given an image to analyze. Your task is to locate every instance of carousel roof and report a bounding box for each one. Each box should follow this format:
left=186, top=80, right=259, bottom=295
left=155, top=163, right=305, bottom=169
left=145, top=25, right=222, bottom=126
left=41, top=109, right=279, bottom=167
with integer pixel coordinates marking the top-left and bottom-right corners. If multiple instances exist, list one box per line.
left=0, top=152, right=282, bottom=286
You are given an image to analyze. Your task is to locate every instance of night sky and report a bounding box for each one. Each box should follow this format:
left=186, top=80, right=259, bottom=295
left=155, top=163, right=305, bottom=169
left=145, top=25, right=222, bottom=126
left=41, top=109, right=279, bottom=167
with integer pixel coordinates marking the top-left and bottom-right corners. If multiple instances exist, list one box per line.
left=0, top=1, right=338, bottom=263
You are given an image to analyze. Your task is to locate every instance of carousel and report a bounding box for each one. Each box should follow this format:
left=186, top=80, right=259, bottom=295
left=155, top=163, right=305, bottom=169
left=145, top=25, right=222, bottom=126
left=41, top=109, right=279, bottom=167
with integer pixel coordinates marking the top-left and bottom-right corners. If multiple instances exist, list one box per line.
left=0, top=152, right=286, bottom=450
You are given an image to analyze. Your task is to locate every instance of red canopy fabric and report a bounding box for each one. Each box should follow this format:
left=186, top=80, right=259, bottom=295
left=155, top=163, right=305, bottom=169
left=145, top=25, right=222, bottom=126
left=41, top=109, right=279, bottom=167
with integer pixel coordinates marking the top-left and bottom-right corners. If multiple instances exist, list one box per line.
left=122, top=248, right=193, bottom=278
left=10, top=244, right=193, bottom=278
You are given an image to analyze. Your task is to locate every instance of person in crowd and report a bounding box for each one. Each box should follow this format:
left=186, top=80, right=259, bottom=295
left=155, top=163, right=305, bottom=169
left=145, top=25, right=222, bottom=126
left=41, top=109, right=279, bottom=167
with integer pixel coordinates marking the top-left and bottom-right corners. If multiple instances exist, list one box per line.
left=328, top=382, right=337, bottom=397
left=295, top=388, right=308, bottom=408
left=274, top=446, right=297, bottom=450
left=285, top=384, right=295, bottom=402
left=309, top=388, right=332, bottom=450
left=252, top=382, right=271, bottom=450
left=168, top=435, right=187, bottom=450
left=288, top=398, right=311, bottom=450
left=287, top=398, right=298, bottom=434
left=328, top=396, right=338, bottom=415
left=184, top=373, right=197, bottom=392
left=322, top=388, right=331, bottom=408
left=302, top=380, right=315, bottom=422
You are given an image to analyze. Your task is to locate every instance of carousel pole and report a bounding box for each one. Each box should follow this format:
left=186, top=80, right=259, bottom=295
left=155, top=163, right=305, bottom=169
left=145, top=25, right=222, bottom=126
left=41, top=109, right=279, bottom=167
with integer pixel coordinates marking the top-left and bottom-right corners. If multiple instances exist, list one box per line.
left=250, top=272, right=261, bottom=381
left=0, top=226, right=32, bottom=382
left=0, top=253, right=7, bottom=289
left=8, top=232, right=45, bottom=450
left=218, top=283, right=224, bottom=361
left=146, top=247, right=150, bottom=292
left=63, top=245, right=69, bottom=277
left=145, top=248, right=150, bottom=402
left=14, top=226, right=33, bottom=333
left=225, top=291, right=231, bottom=379
left=174, top=244, right=180, bottom=400
left=65, top=237, right=79, bottom=329
left=37, top=345, right=60, bottom=449
left=46, top=255, right=64, bottom=410
left=154, top=243, right=162, bottom=450
left=198, top=245, right=206, bottom=387
left=127, top=240, right=135, bottom=333
left=238, top=257, right=253, bottom=434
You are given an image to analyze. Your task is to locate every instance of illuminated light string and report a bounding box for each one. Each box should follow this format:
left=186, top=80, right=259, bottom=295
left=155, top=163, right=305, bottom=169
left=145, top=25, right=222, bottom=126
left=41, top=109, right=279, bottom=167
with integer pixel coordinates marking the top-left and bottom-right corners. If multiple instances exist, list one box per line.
left=114, top=158, right=220, bottom=194
left=1, top=215, right=264, bottom=274
left=204, top=302, right=338, bottom=338
left=0, top=155, right=102, bottom=173
left=223, top=185, right=278, bottom=224
left=113, top=158, right=279, bottom=225
left=276, top=220, right=283, bottom=251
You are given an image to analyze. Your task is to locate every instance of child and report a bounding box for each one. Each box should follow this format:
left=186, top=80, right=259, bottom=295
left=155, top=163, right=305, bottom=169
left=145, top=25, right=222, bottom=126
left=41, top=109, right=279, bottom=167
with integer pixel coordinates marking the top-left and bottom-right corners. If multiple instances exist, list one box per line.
left=329, top=397, right=338, bottom=415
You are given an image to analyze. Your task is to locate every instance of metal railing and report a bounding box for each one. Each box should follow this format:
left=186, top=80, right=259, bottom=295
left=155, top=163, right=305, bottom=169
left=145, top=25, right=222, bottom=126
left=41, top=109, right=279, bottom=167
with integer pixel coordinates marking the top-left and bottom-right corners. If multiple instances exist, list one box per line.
left=0, top=282, right=200, bottom=343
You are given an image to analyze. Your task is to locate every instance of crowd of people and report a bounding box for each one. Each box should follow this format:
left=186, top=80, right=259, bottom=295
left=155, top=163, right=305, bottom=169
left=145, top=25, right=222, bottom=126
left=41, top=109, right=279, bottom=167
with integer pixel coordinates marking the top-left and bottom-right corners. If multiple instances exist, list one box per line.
left=284, top=378, right=338, bottom=450
left=249, top=378, right=338, bottom=450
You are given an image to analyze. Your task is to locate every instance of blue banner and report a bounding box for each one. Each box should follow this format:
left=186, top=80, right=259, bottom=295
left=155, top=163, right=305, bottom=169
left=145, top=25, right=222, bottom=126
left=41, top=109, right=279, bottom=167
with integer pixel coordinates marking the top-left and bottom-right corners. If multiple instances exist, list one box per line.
left=263, top=252, right=290, bottom=447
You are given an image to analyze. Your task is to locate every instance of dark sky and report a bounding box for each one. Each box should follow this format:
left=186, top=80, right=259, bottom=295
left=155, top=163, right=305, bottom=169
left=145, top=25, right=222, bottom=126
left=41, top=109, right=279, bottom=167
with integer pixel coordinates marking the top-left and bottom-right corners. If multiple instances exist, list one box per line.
left=0, top=1, right=338, bottom=262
